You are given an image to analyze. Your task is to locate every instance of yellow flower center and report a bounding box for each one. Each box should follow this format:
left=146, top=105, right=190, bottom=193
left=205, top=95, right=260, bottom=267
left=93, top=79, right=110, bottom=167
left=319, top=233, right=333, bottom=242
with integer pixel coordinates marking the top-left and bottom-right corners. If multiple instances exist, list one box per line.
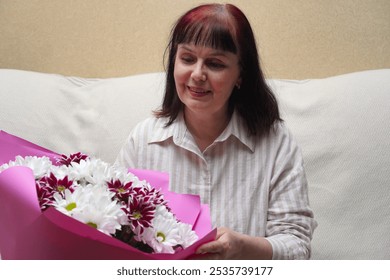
left=132, top=211, right=142, bottom=220
left=87, top=222, right=98, bottom=229
left=65, top=202, right=76, bottom=211
left=157, top=232, right=166, bottom=242
left=57, top=185, right=66, bottom=192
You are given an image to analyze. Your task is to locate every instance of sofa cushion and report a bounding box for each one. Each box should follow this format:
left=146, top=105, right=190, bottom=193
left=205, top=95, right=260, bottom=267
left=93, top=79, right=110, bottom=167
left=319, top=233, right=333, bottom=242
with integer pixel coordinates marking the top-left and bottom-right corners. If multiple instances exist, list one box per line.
left=269, top=69, right=390, bottom=259
left=0, top=69, right=164, bottom=163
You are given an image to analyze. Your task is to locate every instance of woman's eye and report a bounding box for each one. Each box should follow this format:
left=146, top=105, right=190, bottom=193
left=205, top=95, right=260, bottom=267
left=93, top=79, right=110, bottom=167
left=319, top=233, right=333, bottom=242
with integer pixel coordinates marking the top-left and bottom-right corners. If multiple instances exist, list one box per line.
left=207, top=61, right=226, bottom=70
left=180, top=56, right=195, bottom=64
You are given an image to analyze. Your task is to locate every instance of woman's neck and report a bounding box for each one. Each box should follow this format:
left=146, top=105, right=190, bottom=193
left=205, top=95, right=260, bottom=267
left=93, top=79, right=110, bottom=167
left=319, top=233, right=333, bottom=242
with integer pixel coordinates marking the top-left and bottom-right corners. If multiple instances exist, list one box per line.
left=183, top=109, right=231, bottom=152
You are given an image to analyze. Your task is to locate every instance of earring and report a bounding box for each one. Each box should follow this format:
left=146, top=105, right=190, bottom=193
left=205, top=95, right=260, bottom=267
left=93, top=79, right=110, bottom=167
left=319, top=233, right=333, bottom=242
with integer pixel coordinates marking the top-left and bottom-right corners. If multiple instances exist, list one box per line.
left=235, top=83, right=241, bottom=90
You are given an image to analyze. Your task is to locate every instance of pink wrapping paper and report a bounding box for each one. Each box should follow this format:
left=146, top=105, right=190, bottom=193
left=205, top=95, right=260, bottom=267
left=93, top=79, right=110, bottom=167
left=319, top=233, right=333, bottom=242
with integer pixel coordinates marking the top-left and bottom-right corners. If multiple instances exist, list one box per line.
left=0, top=130, right=216, bottom=259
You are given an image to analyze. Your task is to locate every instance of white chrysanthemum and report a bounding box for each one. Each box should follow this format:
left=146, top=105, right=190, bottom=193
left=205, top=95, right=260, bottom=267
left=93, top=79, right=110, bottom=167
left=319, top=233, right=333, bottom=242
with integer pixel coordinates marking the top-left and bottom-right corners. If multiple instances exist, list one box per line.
left=141, top=205, right=181, bottom=253
left=49, top=164, right=71, bottom=179
left=177, top=222, right=198, bottom=248
left=0, top=155, right=52, bottom=178
left=87, top=158, right=116, bottom=185
left=52, top=188, right=88, bottom=215
left=65, top=159, right=93, bottom=185
left=52, top=185, right=127, bottom=235
left=66, top=158, right=117, bottom=186
left=110, top=164, right=140, bottom=185
left=0, top=163, right=9, bottom=173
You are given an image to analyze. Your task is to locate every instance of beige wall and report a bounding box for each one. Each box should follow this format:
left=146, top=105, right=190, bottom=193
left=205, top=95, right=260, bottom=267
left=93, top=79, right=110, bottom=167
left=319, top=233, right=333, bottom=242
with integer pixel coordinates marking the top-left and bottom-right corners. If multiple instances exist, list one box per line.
left=0, top=0, right=389, bottom=79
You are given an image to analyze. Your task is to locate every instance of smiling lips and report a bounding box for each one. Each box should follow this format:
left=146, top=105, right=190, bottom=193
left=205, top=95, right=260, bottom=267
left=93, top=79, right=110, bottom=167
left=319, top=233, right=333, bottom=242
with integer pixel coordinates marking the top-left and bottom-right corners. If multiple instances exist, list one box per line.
left=187, top=86, right=211, bottom=97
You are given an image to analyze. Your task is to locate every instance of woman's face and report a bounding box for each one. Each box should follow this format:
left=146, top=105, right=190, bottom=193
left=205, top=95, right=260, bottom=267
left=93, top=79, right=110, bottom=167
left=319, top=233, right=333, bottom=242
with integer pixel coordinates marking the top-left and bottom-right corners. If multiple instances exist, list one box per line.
left=174, top=43, right=241, bottom=120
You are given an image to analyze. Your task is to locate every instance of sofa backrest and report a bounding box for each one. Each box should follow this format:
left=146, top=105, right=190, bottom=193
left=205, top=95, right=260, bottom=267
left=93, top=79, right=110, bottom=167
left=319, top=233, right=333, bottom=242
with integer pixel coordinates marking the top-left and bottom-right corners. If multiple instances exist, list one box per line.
left=1, top=68, right=389, bottom=259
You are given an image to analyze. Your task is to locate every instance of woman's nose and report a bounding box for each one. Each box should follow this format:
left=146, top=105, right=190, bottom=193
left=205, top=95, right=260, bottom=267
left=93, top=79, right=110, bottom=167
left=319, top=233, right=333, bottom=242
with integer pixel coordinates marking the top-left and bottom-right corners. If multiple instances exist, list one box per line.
left=191, top=62, right=206, bottom=82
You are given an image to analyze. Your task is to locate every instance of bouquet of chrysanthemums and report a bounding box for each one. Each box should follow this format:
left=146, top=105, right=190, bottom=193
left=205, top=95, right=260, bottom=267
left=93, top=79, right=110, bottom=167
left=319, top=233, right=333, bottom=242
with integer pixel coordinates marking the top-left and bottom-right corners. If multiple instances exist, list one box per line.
left=0, top=131, right=215, bottom=260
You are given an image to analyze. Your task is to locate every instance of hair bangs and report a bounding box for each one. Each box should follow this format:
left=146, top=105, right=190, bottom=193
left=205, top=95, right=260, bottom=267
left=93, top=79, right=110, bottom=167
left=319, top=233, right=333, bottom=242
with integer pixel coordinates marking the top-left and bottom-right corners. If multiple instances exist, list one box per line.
left=178, top=17, right=238, bottom=54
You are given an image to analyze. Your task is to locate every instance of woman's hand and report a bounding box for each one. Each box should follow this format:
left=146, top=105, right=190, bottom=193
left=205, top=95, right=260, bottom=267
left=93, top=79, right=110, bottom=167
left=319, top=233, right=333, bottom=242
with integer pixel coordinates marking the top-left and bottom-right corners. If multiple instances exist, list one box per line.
left=192, top=227, right=273, bottom=260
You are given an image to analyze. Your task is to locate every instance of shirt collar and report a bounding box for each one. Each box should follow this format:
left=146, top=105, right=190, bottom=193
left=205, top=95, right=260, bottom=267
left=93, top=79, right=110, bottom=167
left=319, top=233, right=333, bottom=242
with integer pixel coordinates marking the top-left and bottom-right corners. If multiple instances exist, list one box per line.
left=215, top=111, right=255, bottom=152
left=148, top=112, right=188, bottom=145
left=148, top=110, right=255, bottom=153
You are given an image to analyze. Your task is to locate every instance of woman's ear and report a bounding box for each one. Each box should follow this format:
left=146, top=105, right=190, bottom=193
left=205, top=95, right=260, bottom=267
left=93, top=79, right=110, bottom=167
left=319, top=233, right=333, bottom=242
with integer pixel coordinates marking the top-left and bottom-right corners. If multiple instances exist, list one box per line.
left=236, top=77, right=242, bottom=89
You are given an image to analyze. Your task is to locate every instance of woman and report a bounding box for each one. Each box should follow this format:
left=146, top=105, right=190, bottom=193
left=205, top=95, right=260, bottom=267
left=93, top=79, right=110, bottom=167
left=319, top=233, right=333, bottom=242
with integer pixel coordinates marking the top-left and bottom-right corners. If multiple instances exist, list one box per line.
left=116, top=3, right=316, bottom=259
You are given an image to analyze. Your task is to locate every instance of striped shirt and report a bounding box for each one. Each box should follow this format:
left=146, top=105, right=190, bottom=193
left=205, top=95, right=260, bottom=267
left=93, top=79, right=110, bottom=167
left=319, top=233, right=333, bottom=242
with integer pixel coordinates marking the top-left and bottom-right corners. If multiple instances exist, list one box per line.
left=116, top=111, right=316, bottom=259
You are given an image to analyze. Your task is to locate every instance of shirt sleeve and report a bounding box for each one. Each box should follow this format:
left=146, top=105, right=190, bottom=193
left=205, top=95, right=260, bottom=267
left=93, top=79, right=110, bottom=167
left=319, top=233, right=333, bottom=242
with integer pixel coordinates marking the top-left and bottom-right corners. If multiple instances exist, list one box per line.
left=115, top=129, right=137, bottom=168
left=265, top=124, right=317, bottom=259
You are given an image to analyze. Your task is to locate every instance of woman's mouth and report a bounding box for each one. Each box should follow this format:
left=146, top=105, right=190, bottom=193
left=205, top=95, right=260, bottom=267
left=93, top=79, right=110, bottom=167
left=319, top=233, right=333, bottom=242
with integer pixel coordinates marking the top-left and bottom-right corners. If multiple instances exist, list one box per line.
left=187, top=86, right=211, bottom=96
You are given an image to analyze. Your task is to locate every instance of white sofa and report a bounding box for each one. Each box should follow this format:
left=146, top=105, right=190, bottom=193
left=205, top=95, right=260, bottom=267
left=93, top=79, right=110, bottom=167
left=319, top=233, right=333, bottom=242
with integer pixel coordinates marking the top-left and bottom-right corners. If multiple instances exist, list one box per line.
left=1, top=68, right=389, bottom=259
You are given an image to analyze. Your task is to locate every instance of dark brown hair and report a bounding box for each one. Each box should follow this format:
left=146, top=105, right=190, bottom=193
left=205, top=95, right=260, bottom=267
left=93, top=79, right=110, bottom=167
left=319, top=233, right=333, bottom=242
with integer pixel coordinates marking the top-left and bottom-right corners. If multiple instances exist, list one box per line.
left=155, top=3, right=281, bottom=136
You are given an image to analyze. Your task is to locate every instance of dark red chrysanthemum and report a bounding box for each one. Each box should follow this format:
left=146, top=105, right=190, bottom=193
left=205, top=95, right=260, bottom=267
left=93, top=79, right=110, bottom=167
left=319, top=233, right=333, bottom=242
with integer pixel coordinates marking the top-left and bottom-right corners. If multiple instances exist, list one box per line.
left=107, top=179, right=134, bottom=203
left=125, top=195, right=156, bottom=234
left=56, top=152, right=89, bottom=166
left=35, top=180, right=55, bottom=210
left=39, top=173, right=75, bottom=198
left=132, top=185, right=167, bottom=208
